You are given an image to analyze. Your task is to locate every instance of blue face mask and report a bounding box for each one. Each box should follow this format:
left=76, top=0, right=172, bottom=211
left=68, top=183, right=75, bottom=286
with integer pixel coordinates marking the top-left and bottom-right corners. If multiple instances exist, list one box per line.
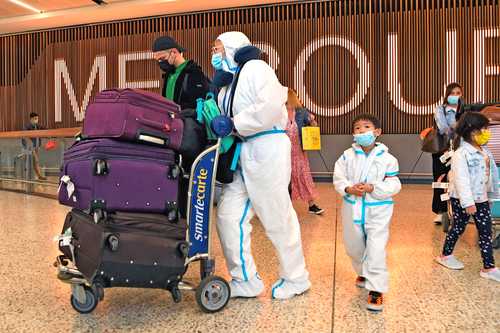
left=211, top=53, right=223, bottom=70
left=353, top=131, right=376, bottom=147
left=447, top=95, right=460, bottom=105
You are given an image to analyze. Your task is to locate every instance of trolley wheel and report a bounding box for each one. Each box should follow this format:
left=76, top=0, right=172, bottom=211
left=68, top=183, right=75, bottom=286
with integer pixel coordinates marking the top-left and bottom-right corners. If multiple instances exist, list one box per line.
left=195, top=275, right=230, bottom=313
left=171, top=286, right=182, bottom=303
left=442, top=213, right=451, bottom=233
left=70, top=286, right=98, bottom=314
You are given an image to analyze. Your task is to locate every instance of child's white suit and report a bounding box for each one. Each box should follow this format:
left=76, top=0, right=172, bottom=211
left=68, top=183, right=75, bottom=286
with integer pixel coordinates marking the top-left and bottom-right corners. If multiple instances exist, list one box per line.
left=334, top=143, right=401, bottom=293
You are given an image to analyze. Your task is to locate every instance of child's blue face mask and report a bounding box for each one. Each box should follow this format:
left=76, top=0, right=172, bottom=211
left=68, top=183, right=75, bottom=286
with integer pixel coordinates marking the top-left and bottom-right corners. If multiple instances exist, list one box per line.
left=353, top=131, right=376, bottom=147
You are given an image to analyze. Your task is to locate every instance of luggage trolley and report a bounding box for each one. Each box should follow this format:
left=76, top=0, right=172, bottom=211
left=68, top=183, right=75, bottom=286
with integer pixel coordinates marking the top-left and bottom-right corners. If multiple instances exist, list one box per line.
left=54, top=139, right=230, bottom=314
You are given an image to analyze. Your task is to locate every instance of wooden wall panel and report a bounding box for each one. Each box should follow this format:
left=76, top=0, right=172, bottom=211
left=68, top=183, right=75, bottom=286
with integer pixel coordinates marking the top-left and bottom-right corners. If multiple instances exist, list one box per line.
left=0, top=0, right=499, bottom=134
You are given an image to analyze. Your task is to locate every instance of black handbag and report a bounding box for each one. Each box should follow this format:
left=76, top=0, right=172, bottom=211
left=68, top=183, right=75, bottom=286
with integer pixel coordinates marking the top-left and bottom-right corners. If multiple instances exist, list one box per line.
left=216, top=137, right=241, bottom=183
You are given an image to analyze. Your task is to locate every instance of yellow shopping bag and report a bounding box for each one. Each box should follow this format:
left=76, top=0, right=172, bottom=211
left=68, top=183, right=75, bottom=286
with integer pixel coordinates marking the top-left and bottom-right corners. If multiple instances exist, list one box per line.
left=301, top=126, right=321, bottom=150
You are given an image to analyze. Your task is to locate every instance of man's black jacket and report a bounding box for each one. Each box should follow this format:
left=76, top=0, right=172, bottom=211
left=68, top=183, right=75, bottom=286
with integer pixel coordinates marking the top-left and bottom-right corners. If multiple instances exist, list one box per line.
left=161, top=60, right=209, bottom=109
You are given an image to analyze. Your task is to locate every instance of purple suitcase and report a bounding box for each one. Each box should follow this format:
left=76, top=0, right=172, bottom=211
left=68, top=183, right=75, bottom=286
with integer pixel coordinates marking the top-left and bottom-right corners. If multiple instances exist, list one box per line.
left=82, top=89, right=184, bottom=150
left=58, top=138, right=180, bottom=220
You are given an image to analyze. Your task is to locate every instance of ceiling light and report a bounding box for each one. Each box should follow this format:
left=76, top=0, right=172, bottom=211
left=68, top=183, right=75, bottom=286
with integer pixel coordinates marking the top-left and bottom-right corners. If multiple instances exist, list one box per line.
left=9, top=0, right=42, bottom=13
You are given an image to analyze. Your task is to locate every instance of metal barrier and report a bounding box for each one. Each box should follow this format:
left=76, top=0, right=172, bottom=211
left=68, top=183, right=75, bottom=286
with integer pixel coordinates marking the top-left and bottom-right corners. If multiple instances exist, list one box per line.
left=0, top=128, right=80, bottom=198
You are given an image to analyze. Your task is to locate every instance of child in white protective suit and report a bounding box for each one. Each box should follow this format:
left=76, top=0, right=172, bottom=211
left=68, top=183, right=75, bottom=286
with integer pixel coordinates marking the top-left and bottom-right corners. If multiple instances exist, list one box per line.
left=211, top=31, right=311, bottom=300
left=333, top=114, right=401, bottom=311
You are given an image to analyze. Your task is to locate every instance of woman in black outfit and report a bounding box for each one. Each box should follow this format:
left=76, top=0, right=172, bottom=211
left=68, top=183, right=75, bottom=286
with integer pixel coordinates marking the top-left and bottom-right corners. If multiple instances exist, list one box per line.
left=432, top=83, right=463, bottom=224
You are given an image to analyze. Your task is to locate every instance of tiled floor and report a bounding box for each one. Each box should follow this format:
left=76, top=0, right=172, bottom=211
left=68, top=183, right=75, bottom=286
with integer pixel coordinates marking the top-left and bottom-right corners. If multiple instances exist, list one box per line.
left=0, top=184, right=498, bottom=333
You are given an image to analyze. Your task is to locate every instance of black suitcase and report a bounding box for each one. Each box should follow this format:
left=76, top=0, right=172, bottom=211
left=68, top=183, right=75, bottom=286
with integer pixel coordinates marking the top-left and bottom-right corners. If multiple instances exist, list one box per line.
left=59, top=209, right=188, bottom=288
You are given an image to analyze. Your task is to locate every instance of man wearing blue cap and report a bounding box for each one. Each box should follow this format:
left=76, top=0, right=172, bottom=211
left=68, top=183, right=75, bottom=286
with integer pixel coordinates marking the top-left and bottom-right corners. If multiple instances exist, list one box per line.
left=152, top=36, right=209, bottom=110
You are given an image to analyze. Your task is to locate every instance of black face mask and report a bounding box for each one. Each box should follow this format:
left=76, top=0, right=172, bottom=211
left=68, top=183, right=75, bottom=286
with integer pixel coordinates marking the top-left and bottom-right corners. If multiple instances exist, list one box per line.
left=158, top=60, right=175, bottom=73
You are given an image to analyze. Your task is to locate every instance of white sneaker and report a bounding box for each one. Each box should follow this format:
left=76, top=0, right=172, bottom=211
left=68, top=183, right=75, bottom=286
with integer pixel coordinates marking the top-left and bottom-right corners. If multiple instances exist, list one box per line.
left=480, top=268, right=500, bottom=282
left=271, top=279, right=311, bottom=300
left=435, top=255, right=465, bottom=270
left=433, top=214, right=443, bottom=225
left=230, top=274, right=265, bottom=298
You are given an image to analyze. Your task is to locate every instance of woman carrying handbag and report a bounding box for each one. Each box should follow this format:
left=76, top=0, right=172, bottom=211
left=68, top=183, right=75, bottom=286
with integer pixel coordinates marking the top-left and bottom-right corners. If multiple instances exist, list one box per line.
left=431, top=82, right=463, bottom=225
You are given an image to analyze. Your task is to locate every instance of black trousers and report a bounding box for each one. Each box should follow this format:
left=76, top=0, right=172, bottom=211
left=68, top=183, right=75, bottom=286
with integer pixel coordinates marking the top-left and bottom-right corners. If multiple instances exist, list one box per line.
left=443, top=199, right=495, bottom=269
left=432, top=152, right=450, bottom=214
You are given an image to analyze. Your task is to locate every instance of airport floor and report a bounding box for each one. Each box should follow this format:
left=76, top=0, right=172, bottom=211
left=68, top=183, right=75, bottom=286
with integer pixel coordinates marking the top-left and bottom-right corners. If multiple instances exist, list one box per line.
left=0, top=184, right=498, bottom=333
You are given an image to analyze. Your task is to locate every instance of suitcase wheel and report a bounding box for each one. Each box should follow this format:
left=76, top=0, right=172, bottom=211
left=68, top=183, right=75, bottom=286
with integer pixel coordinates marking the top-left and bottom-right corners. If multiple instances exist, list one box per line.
left=70, top=285, right=98, bottom=314
left=168, top=165, right=181, bottom=180
left=167, top=210, right=178, bottom=223
left=177, top=242, right=189, bottom=258
left=107, top=235, right=119, bottom=252
left=93, top=209, right=107, bottom=223
left=195, top=276, right=230, bottom=313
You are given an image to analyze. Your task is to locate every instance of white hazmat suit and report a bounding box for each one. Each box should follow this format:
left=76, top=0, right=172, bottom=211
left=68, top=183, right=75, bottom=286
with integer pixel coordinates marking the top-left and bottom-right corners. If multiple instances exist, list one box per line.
left=215, top=32, right=310, bottom=299
left=333, top=143, right=401, bottom=293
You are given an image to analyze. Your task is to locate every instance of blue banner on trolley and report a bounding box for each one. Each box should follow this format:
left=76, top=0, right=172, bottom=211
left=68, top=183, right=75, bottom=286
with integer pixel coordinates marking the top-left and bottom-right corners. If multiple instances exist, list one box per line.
left=188, top=148, right=216, bottom=257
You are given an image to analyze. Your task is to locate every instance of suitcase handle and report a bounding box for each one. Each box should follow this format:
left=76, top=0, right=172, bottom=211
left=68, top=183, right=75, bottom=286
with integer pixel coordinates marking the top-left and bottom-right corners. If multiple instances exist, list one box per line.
left=136, top=117, right=171, bottom=132
left=103, top=88, right=179, bottom=113
left=135, top=126, right=171, bottom=146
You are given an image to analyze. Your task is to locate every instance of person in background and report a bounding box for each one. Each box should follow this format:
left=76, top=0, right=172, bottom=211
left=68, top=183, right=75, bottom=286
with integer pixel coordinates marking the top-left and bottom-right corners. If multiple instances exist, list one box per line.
left=152, top=36, right=210, bottom=219
left=432, top=82, right=463, bottom=225
left=21, top=112, right=46, bottom=181
left=152, top=36, right=209, bottom=110
left=435, top=112, right=500, bottom=282
left=286, top=89, right=324, bottom=215
left=333, top=114, right=402, bottom=312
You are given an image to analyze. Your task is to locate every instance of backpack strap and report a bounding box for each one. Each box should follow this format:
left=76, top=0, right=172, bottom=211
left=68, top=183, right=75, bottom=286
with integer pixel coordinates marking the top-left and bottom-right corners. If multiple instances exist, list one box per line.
left=227, top=61, right=250, bottom=118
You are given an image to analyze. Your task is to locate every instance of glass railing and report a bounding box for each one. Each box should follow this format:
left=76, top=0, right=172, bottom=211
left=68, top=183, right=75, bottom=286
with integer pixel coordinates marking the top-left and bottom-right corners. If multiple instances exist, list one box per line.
left=0, top=128, right=80, bottom=198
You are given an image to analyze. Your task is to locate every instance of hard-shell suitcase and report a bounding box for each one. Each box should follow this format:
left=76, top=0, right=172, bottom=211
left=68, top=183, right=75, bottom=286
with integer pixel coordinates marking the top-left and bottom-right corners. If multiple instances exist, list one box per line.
left=82, top=89, right=184, bottom=149
left=58, top=138, right=180, bottom=219
left=58, top=209, right=188, bottom=288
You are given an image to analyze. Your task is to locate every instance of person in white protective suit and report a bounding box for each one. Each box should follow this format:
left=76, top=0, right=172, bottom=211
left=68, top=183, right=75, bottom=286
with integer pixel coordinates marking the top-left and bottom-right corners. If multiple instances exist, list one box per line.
left=333, top=114, right=401, bottom=312
left=210, top=31, right=311, bottom=299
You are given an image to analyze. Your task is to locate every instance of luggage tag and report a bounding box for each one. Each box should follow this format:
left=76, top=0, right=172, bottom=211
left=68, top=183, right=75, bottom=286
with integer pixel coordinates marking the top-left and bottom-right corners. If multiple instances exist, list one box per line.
left=440, top=151, right=454, bottom=164
left=59, top=175, right=75, bottom=200
left=440, top=193, right=450, bottom=202
left=432, top=182, right=449, bottom=189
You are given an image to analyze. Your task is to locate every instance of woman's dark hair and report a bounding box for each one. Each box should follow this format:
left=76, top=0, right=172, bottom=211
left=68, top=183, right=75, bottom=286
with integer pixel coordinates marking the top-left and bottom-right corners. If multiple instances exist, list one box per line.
left=453, top=112, right=489, bottom=148
left=29, top=112, right=39, bottom=119
left=444, top=82, right=463, bottom=106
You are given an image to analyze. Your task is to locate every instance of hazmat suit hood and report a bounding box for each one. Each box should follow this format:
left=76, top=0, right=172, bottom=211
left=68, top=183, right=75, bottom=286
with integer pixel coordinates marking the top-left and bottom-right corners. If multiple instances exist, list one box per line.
left=217, top=31, right=252, bottom=73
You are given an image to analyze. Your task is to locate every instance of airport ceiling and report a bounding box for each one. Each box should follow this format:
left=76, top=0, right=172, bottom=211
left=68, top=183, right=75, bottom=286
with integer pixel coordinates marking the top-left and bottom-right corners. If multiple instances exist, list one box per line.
left=0, top=0, right=294, bottom=35
left=1, top=0, right=124, bottom=18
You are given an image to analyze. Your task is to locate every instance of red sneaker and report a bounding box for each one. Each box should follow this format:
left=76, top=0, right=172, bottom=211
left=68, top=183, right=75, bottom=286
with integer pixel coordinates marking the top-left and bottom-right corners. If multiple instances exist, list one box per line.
left=367, top=291, right=384, bottom=312
left=355, top=276, right=366, bottom=288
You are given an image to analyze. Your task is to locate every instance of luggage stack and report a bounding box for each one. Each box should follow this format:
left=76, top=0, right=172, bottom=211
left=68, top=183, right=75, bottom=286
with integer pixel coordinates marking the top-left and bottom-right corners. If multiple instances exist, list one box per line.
left=56, top=88, right=208, bottom=312
left=59, top=88, right=187, bottom=221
